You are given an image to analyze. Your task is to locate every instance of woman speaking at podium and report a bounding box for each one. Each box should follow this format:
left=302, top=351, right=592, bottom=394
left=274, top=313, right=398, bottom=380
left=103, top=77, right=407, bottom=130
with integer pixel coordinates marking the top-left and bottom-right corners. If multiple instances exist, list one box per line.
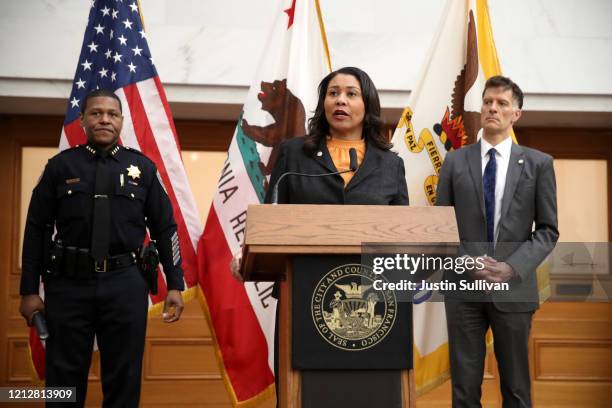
left=264, top=66, right=409, bottom=407
left=266, top=66, right=408, bottom=206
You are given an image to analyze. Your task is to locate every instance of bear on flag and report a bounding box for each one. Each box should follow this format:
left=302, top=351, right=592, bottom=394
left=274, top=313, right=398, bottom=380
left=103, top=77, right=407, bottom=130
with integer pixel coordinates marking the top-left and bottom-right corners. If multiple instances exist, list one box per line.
left=197, top=0, right=331, bottom=405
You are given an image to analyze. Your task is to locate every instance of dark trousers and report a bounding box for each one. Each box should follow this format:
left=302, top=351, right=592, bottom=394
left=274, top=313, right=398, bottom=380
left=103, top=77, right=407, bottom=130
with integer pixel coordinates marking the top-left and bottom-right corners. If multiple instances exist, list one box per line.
left=444, top=299, right=534, bottom=408
left=44, top=265, right=149, bottom=407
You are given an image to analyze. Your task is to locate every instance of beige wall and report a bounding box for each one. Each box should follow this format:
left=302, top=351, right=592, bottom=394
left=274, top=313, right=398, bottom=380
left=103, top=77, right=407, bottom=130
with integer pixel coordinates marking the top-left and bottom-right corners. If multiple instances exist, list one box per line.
left=554, top=159, right=608, bottom=242
left=182, top=151, right=227, bottom=223
left=19, top=147, right=56, bottom=268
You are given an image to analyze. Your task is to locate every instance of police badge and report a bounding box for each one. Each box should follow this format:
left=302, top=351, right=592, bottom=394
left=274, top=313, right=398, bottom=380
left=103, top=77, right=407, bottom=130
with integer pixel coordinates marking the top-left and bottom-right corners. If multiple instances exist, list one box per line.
left=126, top=164, right=141, bottom=180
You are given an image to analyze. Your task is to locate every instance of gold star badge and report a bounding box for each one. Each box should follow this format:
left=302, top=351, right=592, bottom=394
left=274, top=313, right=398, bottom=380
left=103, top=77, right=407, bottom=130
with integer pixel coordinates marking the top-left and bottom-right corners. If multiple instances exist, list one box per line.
left=126, top=165, right=141, bottom=180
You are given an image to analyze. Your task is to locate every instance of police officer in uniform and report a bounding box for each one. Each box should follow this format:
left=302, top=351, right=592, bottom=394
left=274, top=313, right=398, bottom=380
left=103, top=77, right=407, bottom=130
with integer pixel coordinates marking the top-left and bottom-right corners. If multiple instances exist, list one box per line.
left=19, top=89, right=185, bottom=407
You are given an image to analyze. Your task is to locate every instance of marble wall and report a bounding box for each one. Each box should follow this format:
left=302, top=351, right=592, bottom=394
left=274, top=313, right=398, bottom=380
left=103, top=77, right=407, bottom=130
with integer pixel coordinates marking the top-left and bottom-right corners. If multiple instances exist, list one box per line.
left=0, top=0, right=611, bottom=120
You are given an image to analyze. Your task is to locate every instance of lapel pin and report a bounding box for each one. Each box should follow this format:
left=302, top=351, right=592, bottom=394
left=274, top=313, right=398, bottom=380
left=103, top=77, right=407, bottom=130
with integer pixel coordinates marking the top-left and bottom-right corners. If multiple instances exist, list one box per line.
left=518, top=159, right=524, bottom=165
left=316, top=151, right=323, bottom=157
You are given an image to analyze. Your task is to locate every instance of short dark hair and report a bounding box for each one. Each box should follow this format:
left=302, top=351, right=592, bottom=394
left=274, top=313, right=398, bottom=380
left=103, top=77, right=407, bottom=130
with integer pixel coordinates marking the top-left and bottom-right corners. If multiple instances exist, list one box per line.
left=483, top=75, right=523, bottom=109
left=81, top=89, right=123, bottom=114
left=303, top=66, right=391, bottom=154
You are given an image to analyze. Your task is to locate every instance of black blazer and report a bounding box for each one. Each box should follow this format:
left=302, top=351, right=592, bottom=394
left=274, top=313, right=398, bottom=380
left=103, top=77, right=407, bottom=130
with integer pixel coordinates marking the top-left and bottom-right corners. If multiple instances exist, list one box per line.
left=265, top=136, right=409, bottom=205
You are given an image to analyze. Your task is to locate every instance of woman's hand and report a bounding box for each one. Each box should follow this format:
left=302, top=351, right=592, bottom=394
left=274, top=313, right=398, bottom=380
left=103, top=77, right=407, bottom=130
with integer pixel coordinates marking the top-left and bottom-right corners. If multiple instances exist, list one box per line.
left=230, top=249, right=244, bottom=282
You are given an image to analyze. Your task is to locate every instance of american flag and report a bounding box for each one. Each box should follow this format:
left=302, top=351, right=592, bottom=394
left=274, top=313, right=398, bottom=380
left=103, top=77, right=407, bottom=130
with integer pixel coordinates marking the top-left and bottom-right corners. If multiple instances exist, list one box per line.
left=29, top=0, right=202, bottom=380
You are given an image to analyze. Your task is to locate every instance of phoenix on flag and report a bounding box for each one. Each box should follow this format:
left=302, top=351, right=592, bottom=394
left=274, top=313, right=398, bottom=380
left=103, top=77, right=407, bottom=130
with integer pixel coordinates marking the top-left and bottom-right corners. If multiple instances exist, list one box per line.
left=390, top=0, right=540, bottom=395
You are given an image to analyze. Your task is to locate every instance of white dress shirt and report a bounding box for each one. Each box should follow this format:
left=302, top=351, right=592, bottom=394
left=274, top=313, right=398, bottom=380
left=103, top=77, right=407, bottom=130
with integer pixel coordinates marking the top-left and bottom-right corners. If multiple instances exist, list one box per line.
left=481, top=136, right=512, bottom=243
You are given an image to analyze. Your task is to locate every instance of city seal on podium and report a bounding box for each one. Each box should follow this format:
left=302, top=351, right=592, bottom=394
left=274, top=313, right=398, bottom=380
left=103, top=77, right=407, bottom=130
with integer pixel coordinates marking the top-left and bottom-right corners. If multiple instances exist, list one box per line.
left=311, top=263, right=397, bottom=351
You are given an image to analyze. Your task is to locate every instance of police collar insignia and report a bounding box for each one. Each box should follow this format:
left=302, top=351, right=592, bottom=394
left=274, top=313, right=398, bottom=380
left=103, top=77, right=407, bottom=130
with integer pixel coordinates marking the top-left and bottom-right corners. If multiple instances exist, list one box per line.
left=127, top=165, right=141, bottom=180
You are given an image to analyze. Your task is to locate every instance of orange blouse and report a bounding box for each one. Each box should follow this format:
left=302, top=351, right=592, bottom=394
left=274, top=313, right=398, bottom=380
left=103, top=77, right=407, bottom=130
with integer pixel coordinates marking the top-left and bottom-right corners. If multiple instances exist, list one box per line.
left=326, top=137, right=366, bottom=186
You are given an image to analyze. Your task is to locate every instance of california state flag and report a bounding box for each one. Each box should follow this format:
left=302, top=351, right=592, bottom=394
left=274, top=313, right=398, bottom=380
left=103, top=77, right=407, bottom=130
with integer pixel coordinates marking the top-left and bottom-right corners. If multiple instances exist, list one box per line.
left=197, top=0, right=330, bottom=405
left=391, top=0, right=523, bottom=394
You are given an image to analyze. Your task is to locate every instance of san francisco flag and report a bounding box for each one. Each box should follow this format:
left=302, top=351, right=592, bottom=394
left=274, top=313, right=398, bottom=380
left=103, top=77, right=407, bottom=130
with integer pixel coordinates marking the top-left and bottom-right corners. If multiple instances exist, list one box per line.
left=28, top=0, right=201, bottom=380
left=391, top=0, right=550, bottom=395
left=197, top=0, right=331, bottom=405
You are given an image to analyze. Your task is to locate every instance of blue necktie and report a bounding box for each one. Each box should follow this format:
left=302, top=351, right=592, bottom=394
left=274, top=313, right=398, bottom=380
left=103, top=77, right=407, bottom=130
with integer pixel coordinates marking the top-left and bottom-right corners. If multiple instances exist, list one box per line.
left=483, top=148, right=497, bottom=242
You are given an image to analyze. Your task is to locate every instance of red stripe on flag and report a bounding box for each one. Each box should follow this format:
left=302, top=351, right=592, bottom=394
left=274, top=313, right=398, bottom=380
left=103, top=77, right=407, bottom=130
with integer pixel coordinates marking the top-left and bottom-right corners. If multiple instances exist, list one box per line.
left=153, top=77, right=181, bottom=150
left=122, top=84, right=198, bottom=289
left=199, top=207, right=274, bottom=401
left=63, top=120, right=87, bottom=147
left=29, top=328, right=45, bottom=380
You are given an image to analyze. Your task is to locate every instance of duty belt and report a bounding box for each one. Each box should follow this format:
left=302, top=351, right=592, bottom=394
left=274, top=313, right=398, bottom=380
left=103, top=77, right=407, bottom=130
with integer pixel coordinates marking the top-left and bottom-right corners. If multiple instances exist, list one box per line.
left=47, top=242, right=139, bottom=280
left=93, top=252, right=138, bottom=273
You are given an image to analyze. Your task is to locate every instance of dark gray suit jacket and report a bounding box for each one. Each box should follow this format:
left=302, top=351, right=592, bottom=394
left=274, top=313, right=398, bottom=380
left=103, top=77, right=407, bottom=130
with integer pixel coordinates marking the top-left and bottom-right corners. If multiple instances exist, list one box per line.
left=436, top=141, right=559, bottom=312
left=266, top=136, right=409, bottom=206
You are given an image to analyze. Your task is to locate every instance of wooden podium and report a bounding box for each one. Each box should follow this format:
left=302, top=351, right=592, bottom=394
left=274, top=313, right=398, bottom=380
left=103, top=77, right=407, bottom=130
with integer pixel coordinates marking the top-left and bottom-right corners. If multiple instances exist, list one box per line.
left=241, top=204, right=458, bottom=408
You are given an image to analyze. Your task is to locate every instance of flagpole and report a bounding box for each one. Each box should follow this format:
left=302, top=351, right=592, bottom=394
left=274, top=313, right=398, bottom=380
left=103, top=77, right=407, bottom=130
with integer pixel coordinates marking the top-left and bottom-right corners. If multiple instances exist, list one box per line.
left=137, top=0, right=146, bottom=30
left=475, top=0, right=501, bottom=78
left=314, top=0, right=332, bottom=72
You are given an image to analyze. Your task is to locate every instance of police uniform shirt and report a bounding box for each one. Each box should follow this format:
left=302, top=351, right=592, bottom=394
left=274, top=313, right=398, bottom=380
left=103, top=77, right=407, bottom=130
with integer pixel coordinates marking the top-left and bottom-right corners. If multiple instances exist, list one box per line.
left=20, top=143, right=184, bottom=295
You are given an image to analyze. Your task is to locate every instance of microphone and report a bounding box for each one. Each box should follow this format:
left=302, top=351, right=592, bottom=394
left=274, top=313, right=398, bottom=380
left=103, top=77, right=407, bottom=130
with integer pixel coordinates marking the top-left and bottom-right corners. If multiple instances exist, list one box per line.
left=31, top=311, right=49, bottom=340
left=271, top=147, right=359, bottom=205
left=349, top=147, right=358, bottom=171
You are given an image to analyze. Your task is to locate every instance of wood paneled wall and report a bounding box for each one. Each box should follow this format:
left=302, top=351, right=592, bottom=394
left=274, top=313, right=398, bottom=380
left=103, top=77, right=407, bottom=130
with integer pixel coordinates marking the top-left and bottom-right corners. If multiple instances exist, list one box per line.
left=417, top=302, right=612, bottom=408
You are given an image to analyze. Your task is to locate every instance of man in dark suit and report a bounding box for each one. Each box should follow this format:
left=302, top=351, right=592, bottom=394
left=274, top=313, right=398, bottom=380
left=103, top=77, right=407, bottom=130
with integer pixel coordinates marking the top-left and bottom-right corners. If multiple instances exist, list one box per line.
left=436, top=75, right=559, bottom=408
